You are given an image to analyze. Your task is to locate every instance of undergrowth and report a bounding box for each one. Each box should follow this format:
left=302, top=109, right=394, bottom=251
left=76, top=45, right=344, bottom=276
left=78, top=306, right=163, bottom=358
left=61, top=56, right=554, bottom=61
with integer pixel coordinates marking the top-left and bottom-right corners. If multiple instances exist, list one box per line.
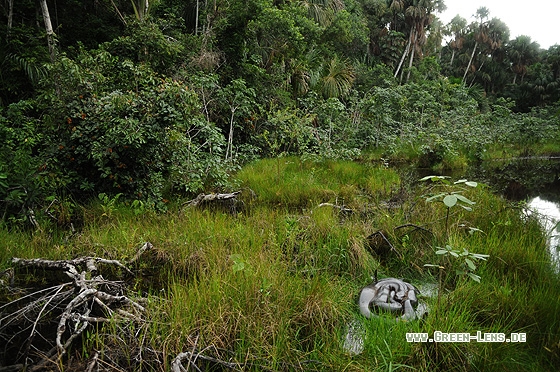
left=1, top=157, right=559, bottom=371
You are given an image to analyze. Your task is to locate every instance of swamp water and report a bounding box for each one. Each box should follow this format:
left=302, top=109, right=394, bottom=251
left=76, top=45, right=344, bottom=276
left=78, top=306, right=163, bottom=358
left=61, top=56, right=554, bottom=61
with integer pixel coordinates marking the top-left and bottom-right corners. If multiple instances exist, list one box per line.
left=472, top=157, right=560, bottom=270
left=526, top=196, right=560, bottom=271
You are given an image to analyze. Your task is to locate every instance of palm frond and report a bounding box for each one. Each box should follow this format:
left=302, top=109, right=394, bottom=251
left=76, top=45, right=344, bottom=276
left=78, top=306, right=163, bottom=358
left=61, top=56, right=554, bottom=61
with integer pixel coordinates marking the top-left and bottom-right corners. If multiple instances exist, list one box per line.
left=5, top=54, right=47, bottom=85
left=318, top=56, right=355, bottom=98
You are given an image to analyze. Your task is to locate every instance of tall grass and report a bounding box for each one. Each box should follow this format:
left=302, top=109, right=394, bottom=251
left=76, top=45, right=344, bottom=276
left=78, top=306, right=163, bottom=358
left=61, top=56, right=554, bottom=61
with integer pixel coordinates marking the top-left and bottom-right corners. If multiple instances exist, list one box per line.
left=1, top=157, right=559, bottom=371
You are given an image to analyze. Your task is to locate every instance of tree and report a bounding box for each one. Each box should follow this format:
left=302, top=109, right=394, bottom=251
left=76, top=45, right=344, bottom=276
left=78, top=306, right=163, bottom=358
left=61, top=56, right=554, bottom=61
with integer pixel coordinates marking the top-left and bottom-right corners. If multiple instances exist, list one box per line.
left=218, top=79, right=256, bottom=162
left=5, top=0, right=13, bottom=38
left=445, top=15, right=467, bottom=68
left=394, top=0, right=446, bottom=82
left=462, top=7, right=489, bottom=84
left=315, top=55, right=355, bottom=98
left=39, top=0, right=56, bottom=61
left=299, top=0, right=345, bottom=26
left=508, top=35, right=541, bottom=84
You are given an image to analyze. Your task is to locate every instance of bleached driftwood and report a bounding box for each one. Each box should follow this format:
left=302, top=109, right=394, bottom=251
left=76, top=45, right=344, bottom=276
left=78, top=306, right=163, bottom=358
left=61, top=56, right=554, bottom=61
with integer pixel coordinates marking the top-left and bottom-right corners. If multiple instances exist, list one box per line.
left=1, top=242, right=154, bottom=370
left=317, top=202, right=353, bottom=215
left=185, top=191, right=241, bottom=207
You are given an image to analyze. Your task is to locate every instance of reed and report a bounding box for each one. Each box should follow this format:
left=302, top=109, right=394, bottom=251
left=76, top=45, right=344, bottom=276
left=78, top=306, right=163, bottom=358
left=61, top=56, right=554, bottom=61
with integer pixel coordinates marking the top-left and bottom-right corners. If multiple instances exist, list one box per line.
left=1, top=157, right=559, bottom=371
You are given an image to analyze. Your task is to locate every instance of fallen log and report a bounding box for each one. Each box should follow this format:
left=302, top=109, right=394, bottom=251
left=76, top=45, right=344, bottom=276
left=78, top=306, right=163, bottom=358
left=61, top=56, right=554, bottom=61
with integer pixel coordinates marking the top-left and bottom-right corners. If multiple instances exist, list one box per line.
left=185, top=191, right=241, bottom=207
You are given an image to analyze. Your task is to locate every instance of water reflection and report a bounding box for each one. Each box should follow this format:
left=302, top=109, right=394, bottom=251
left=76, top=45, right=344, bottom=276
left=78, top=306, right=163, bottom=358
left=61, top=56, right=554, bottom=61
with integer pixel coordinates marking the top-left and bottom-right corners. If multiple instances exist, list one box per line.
left=526, top=196, right=560, bottom=270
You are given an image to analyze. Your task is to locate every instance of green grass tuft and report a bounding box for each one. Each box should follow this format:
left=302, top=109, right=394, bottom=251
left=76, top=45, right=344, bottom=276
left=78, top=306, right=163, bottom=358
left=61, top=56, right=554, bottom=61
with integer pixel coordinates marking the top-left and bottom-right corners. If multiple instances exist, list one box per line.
left=1, top=157, right=559, bottom=371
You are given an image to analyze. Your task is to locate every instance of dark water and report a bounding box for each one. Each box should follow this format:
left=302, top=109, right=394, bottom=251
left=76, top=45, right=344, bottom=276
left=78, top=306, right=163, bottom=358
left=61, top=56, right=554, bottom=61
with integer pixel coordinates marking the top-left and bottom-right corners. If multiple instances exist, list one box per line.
left=467, top=157, right=560, bottom=201
left=453, top=158, right=560, bottom=270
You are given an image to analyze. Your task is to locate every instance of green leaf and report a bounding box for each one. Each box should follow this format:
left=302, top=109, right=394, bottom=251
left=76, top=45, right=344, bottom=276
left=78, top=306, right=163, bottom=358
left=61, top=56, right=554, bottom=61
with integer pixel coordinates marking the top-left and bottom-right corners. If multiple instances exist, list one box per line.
left=465, top=258, right=476, bottom=270
left=471, top=253, right=490, bottom=260
left=424, top=264, right=445, bottom=269
left=419, top=175, right=450, bottom=183
left=468, top=227, right=484, bottom=234
left=466, top=272, right=481, bottom=282
left=449, top=250, right=459, bottom=257
left=460, top=205, right=473, bottom=211
left=435, top=249, right=448, bottom=255
left=230, top=254, right=246, bottom=272
left=233, top=261, right=245, bottom=272
left=455, top=194, right=475, bottom=205
left=419, top=175, right=439, bottom=181
left=426, top=193, right=447, bottom=202
left=454, top=179, right=478, bottom=187
left=443, top=194, right=458, bottom=208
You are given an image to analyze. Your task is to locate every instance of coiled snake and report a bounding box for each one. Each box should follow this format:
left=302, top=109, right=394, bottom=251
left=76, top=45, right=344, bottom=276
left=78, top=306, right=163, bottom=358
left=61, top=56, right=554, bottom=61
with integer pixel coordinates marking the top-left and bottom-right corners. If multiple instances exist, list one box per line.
left=359, top=278, right=419, bottom=321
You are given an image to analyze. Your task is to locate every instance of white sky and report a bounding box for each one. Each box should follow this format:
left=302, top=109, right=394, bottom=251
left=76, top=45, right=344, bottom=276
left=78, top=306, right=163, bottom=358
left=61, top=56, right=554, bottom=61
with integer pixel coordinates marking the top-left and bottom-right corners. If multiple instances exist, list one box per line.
left=437, top=0, right=559, bottom=49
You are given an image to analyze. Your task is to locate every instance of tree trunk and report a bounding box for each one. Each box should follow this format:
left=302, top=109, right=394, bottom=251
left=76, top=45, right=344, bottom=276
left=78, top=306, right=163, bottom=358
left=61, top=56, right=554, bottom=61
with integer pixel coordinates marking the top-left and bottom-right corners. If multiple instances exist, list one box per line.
left=195, top=0, right=199, bottom=35
left=405, top=31, right=416, bottom=83
left=225, top=108, right=236, bottom=161
left=110, top=0, right=127, bottom=25
left=39, top=0, right=56, bottom=62
left=462, top=41, right=477, bottom=84
left=394, top=25, right=413, bottom=78
left=449, top=49, right=455, bottom=66
left=7, top=0, right=14, bottom=38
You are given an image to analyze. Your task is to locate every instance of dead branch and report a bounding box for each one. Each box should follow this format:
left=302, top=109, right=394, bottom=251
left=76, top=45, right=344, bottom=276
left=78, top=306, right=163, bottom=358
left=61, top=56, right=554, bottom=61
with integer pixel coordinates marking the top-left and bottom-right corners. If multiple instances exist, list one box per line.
left=1, top=242, right=153, bottom=369
left=128, top=241, right=154, bottom=265
left=185, top=192, right=241, bottom=207
left=317, top=202, right=353, bottom=215
left=394, top=223, right=434, bottom=236
left=172, top=349, right=240, bottom=372
left=12, top=255, right=134, bottom=276
left=0, top=365, right=24, bottom=372
left=85, top=350, right=99, bottom=372
left=366, top=230, right=403, bottom=260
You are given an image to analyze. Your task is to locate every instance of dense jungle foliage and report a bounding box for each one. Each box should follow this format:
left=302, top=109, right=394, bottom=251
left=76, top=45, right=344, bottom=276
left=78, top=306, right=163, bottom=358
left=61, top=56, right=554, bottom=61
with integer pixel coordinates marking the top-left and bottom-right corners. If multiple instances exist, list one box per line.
left=1, top=2, right=560, bottom=372
left=0, top=0, right=559, bottom=225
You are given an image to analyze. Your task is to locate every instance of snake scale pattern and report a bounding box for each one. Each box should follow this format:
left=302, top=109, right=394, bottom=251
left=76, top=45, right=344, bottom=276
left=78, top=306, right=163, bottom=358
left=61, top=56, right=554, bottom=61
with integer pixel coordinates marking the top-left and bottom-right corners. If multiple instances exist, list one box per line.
left=358, top=278, right=419, bottom=321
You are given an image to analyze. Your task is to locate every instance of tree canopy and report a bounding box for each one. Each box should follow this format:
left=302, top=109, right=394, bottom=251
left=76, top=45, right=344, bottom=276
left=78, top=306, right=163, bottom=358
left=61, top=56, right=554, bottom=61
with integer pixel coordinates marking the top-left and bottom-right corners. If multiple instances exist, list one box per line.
left=0, top=0, right=559, bottom=224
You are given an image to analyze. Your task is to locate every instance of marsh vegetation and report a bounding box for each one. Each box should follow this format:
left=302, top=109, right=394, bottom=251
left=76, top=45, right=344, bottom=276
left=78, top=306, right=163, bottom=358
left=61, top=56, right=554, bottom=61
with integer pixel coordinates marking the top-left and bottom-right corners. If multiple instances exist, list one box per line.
left=2, top=157, right=559, bottom=371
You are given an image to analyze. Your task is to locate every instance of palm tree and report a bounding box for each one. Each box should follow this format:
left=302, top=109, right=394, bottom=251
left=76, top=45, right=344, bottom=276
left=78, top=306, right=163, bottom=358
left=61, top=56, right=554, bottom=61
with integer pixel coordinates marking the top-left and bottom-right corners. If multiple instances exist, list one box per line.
left=526, top=62, right=555, bottom=105
left=465, top=17, right=509, bottom=88
left=462, top=7, right=490, bottom=84
left=393, top=0, right=446, bottom=82
left=299, top=0, right=345, bottom=26
left=445, top=15, right=467, bottom=67
left=316, top=56, right=355, bottom=98
left=508, top=35, right=541, bottom=84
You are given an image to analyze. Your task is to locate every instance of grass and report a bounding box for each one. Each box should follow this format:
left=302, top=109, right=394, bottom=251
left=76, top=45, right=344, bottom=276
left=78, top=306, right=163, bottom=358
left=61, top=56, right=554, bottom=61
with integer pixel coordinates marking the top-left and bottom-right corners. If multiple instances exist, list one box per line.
left=1, top=157, right=560, bottom=371
left=484, top=140, right=560, bottom=160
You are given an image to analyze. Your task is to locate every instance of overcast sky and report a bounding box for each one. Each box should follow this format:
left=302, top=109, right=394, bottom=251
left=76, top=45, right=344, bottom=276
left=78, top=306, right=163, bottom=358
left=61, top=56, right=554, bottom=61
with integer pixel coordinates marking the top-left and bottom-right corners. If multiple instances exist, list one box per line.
left=437, top=0, right=559, bottom=49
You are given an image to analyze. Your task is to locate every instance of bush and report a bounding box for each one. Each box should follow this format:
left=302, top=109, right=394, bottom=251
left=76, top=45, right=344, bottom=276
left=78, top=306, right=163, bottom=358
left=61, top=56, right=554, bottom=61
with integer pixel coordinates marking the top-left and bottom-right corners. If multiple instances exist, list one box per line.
left=0, top=47, right=230, bottom=225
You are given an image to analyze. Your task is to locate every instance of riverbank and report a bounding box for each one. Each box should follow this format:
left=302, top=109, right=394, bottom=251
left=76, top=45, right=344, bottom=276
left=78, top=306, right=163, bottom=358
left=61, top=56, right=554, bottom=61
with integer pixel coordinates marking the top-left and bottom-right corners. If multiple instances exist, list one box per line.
left=1, top=157, right=559, bottom=371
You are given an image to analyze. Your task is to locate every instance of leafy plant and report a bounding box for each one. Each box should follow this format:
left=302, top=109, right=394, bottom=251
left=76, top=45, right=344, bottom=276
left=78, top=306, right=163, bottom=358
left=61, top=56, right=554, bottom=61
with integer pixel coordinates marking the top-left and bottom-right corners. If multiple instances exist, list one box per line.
left=420, top=175, right=489, bottom=316
left=434, top=244, right=489, bottom=283
left=230, top=253, right=252, bottom=274
left=98, top=193, right=122, bottom=218
left=420, top=175, right=477, bottom=239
